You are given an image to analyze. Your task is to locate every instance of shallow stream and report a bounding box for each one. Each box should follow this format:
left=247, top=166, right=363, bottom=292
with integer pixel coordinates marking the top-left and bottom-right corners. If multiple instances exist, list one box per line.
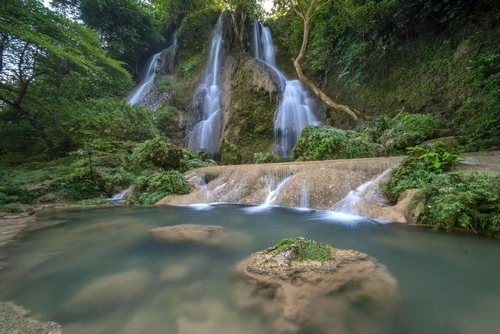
left=0, top=205, right=499, bottom=333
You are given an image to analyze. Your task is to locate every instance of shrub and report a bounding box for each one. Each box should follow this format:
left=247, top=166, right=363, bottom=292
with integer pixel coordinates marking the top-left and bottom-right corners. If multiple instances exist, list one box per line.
left=128, top=170, right=190, bottom=205
left=177, top=7, right=219, bottom=52
left=254, top=151, right=282, bottom=164
left=67, top=97, right=157, bottom=148
left=379, top=112, right=439, bottom=152
left=154, top=106, right=179, bottom=135
left=156, top=75, right=174, bottom=92
left=220, top=139, right=242, bottom=165
left=292, top=125, right=378, bottom=161
left=383, top=141, right=499, bottom=235
left=425, top=173, right=500, bottom=233
left=131, top=137, right=184, bottom=170
left=1, top=202, right=23, bottom=214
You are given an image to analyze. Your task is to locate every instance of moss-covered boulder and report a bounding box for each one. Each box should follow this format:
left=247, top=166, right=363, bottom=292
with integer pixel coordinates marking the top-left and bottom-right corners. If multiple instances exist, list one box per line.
left=236, top=238, right=399, bottom=333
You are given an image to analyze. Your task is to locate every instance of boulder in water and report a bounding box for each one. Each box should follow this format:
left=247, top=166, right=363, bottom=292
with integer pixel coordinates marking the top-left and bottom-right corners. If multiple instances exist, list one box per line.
left=151, top=224, right=229, bottom=246
left=236, top=238, right=399, bottom=334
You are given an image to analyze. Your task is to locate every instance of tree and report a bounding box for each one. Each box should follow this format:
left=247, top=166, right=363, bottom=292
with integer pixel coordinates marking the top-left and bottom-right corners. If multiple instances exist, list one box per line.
left=284, top=0, right=366, bottom=121
left=52, top=0, right=165, bottom=77
left=0, top=0, right=133, bottom=158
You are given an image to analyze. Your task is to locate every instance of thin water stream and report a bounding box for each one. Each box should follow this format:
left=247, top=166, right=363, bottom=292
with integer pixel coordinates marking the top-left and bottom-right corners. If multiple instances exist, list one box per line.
left=1, top=206, right=499, bottom=333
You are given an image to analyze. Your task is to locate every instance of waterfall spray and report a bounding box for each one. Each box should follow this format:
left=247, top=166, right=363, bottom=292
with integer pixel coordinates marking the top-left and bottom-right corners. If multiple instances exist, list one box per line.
left=188, top=15, right=224, bottom=158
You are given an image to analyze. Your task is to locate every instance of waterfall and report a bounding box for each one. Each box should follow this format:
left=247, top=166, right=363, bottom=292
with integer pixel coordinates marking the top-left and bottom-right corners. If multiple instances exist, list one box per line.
left=252, top=19, right=262, bottom=60
left=254, top=23, right=320, bottom=158
left=299, top=185, right=309, bottom=208
left=127, top=52, right=161, bottom=105
left=107, top=186, right=134, bottom=201
left=187, top=15, right=224, bottom=158
left=332, top=169, right=392, bottom=215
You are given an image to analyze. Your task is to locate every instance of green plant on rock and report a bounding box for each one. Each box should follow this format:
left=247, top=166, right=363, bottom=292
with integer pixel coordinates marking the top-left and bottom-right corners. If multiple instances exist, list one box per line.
left=156, top=75, right=174, bottom=92
left=292, top=125, right=378, bottom=161
left=271, top=237, right=333, bottom=262
left=220, top=139, right=242, bottom=165
left=254, top=151, right=282, bottom=164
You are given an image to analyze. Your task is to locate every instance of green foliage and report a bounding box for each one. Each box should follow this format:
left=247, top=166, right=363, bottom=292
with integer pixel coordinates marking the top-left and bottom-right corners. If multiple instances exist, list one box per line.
left=80, top=198, right=110, bottom=206
left=0, top=202, right=23, bottom=214
left=154, top=105, right=178, bottom=135
left=220, top=139, right=242, bottom=165
left=128, top=170, right=190, bottom=205
left=271, top=237, right=333, bottom=262
left=292, top=125, right=378, bottom=161
left=382, top=141, right=462, bottom=202
left=457, top=44, right=500, bottom=150
left=254, top=151, right=282, bottom=164
left=379, top=112, right=439, bottom=152
left=156, top=75, right=174, bottom=92
left=383, top=141, right=499, bottom=235
left=0, top=0, right=134, bottom=159
left=131, top=137, right=184, bottom=170
left=53, top=0, right=165, bottom=75
left=67, top=98, right=157, bottom=149
left=406, top=141, right=461, bottom=171
left=425, top=173, right=500, bottom=234
left=177, top=7, right=219, bottom=52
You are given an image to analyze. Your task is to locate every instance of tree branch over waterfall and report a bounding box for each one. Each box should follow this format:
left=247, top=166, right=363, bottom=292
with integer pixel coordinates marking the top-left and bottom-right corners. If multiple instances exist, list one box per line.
left=288, top=0, right=366, bottom=121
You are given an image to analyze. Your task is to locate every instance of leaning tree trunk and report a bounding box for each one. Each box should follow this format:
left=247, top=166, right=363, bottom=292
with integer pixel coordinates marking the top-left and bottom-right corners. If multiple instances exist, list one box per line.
left=292, top=0, right=367, bottom=121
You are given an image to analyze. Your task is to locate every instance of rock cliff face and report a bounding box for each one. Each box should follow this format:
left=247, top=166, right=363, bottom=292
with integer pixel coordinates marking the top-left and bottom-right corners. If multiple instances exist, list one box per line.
left=220, top=56, right=280, bottom=162
left=236, top=241, right=399, bottom=334
left=143, top=46, right=178, bottom=109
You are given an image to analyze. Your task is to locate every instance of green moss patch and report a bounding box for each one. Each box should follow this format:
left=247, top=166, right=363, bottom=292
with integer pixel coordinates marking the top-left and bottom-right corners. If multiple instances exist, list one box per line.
left=271, top=237, right=333, bottom=262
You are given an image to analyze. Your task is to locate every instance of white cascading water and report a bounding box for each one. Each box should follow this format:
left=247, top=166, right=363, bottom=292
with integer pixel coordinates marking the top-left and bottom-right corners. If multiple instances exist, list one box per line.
left=332, top=169, right=392, bottom=215
left=253, top=20, right=320, bottom=158
left=188, top=15, right=224, bottom=158
left=127, top=52, right=161, bottom=105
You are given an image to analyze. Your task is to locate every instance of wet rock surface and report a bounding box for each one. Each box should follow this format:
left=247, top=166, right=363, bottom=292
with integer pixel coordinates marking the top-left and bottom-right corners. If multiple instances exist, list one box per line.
left=236, top=241, right=399, bottom=334
left=157, top=157, right=400, bottom=211
left=0, top=301, right=61, bottom=334
left=151, top=224, right=229, bottom=246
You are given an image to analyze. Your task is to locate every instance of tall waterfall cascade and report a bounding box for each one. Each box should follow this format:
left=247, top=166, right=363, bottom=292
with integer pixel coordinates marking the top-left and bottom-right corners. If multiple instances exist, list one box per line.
left=252, top=20, right=321, bottom=158
left=127, top=52, right=161, bottom=105
left=187, top=15, right=224, bottom=158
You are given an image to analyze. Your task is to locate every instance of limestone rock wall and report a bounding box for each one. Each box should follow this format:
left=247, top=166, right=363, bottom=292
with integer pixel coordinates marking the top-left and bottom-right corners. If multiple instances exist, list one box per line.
left=157, top=157, right=403, bottom=217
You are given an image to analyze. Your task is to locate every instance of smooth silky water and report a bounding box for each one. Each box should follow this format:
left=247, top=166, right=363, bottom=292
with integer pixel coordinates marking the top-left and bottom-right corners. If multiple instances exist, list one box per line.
left=1, top=205, right=499, bottom=333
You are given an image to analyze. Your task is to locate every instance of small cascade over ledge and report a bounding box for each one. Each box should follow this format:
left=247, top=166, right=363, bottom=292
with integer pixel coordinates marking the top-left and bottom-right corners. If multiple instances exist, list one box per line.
left=156, top=157, right=409, bottom=223
left=127, top=52, right=162, bottom=105
left=127, top=34, right=178, bottom=108
left=188, top=15, right=224, bottom=159
left=252, top=20, right=321, bottom=158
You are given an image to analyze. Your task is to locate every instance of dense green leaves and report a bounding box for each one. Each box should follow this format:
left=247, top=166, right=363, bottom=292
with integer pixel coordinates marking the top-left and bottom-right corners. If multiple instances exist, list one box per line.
left=292, top=125, right=378, bottom=161
left=0, top=0, right=133, bottom=158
